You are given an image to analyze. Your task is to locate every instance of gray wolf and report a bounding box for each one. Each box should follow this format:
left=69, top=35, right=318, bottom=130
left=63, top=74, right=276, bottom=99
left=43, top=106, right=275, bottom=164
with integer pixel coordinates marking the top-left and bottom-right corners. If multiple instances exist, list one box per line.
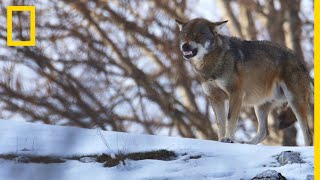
left=176, top=18, right=313, bottom=146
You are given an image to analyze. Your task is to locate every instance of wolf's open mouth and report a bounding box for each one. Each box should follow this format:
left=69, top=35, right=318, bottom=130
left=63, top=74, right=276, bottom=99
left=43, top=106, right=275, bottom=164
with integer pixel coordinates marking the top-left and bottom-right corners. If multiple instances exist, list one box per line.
left=183, top=51, right=193, bottom=56
left=182, top=49, right=198, bottom=59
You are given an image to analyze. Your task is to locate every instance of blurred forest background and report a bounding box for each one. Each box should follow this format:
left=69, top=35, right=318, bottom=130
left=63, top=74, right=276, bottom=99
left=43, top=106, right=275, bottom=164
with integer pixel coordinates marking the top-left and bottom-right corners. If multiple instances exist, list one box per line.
left=0, top=0, right=314, bottom=145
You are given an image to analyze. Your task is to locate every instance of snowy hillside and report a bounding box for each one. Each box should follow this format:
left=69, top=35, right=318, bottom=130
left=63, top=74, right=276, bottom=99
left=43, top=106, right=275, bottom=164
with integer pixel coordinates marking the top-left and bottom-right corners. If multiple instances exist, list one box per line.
left=0, top=120, right=314, bottom=180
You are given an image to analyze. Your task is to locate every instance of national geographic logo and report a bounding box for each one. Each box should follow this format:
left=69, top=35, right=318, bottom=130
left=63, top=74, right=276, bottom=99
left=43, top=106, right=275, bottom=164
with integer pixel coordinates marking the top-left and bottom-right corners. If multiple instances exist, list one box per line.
left=6, top=6, right=36, bottom=46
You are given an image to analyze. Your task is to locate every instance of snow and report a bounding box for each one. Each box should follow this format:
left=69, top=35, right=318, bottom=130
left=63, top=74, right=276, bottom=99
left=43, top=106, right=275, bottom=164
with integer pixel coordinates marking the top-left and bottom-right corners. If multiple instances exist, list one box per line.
left=0, top=120, right=314, bottom=180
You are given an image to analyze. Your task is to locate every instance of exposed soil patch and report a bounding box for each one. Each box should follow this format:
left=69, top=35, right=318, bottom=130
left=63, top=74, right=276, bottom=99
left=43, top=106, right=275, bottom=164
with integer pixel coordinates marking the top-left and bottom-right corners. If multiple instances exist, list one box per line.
left=127, top=149, right=176, bottom=161
left=0, top=149, right=177, bottom=167
left=0, top=154, right=65, bottom=164
left=189, top=155, right=202, bottom=159
left=99, top=149, right=177, bottom=167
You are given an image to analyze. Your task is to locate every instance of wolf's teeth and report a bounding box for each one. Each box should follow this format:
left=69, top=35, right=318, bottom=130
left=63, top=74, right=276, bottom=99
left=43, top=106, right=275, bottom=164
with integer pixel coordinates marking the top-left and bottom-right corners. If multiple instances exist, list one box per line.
left=183, top=51, right=192, bottom=55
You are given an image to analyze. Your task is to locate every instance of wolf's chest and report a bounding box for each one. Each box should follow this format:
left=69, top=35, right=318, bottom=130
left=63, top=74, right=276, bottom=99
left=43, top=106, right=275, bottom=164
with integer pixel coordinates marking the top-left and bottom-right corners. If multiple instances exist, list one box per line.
left=201, top=78, right=228, bottom=96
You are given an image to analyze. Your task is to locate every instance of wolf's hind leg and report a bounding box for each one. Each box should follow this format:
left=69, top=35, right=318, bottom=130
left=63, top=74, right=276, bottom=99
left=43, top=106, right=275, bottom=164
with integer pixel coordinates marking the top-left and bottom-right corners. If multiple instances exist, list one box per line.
left=287, top=98, right=313, bottom=146
left=283, top=78, right=313, bottom=146
left=287, top=99, right=313, bottom=146
left=246, top=103, right=271, bottom=144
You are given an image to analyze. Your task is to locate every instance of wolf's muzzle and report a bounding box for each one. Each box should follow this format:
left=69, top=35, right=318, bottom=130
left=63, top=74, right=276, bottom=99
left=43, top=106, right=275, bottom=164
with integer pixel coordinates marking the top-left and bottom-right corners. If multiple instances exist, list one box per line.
left=182, top=43, right=192, bottom=51
left=181, top=42, right=198, bottom=59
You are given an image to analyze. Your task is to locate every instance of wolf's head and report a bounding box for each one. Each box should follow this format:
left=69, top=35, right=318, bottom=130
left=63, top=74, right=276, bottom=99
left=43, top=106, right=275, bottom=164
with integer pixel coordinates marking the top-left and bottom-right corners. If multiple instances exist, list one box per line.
left=175, top=18, right=228, bottom=60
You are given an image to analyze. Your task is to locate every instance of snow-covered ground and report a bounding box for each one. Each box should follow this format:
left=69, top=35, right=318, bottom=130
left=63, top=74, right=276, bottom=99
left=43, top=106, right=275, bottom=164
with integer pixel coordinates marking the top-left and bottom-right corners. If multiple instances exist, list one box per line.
left=0, top=120, right=314, bottom=180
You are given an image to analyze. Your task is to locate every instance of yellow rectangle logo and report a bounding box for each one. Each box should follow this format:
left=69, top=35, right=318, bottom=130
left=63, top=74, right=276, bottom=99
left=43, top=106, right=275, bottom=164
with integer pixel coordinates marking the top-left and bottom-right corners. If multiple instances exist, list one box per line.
left=7, top=6, right=36, bottom=46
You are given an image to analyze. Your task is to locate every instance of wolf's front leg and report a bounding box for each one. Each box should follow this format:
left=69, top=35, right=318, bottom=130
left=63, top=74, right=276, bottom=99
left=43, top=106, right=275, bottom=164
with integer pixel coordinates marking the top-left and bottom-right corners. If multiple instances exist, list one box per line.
left=208, top=89, right=228, bottom=140
left=210, top=98, right=226, bottom=140
left=222, top=91, right=243, bottom=143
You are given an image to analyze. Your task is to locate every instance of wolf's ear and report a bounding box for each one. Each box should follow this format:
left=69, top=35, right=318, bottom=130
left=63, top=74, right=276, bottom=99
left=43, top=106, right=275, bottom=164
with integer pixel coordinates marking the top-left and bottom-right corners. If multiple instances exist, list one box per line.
left=175, top=19, right=186, bottom=31
left=210, top=20, right=228, bottom=32
left=212, top=20, right=228, bottom=26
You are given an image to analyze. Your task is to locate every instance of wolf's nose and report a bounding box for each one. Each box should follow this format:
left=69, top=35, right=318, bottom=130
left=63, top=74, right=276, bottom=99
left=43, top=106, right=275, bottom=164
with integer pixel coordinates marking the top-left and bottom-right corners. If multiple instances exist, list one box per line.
left=182, top=43, right=192, bottom=51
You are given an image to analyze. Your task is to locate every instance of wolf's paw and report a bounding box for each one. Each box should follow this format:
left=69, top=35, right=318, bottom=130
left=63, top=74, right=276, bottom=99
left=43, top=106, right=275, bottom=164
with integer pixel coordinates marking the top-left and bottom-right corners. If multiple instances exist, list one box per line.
left=220, top=138, right=234, bottom=143
left=238, top=140, right=247, bottom=144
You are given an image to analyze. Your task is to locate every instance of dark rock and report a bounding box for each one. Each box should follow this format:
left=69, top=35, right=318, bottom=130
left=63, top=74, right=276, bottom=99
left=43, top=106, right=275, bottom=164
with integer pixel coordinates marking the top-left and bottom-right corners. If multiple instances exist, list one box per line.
left=252, top=170, right=286, bottom=180
left=277, top=151, right=304, bottom=166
